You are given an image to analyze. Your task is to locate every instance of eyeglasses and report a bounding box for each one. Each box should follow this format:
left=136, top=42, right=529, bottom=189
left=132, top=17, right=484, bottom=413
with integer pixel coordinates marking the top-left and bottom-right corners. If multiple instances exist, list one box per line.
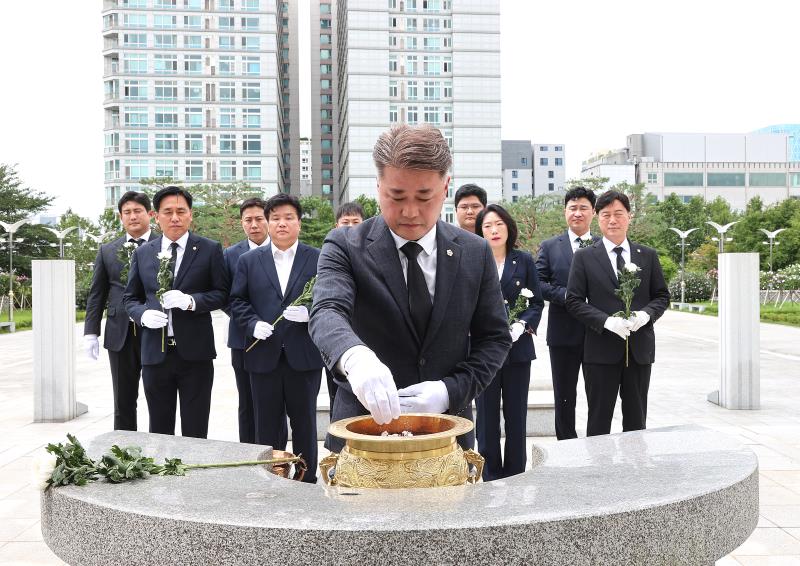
left=456, top=204, right=483, bottom=212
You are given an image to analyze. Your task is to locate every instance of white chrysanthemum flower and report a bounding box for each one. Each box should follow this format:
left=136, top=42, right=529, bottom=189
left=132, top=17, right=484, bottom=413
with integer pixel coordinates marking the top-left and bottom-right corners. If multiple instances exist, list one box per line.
left=520, top=288, right=534, bottom=298
left=123, top=242, right=135, bottom=249
left=31, top=451, right=58, bottom=491
left=624, top=263, right=639, bottom=273
left=157, top=251, right=172, bottom=260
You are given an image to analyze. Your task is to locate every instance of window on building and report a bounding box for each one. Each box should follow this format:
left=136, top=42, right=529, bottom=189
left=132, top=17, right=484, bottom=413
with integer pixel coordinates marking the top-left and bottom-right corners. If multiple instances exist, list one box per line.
left=512, top=196, right=518, bottom=203
left=220, top=134, right=236, bottom=154
left=219, top=16, right=234, bottom=30
left=219, top=55, right=235, bottom=75
left=220, top=160, right=236, bottom=181
left=389, top=106, right=398, bottom=123
left=320, top=18, right=331, bottom=28
left=512, top=182, right=518, bottom=191
left=154, top=0, right=176, bottom=8
left=320, top=3, right=331, bottom=13
left=321, top=169, right=333, bottom=179
left=183, top=15, right=201, bottom=28
left=242, top=36, right=260, bottom=50
left=389, top=80, right=398, bottom=97
left=321, top=139, right=332, bottom=149
left=185, top=82, right=202, bottom=101
left=407, top=36, right=417, bottom=49
left=407, top=106, right=418, bottom=124
left=217, top=108, right=235, bottom=129
left=125, top=160, right=149, bottom=180
left=548, top=183, right=555, bottom=191
left=153, top=54, right=178, bottom=74
left=521, top=157, right=528, bottom=165
left=511, top=170, right=518, bottom=178
left=155, top=133, right=178, bottom=153
left=155, top=160, right=178, bottom=178
left=124, top=108, right=148, bottom=127
left=443, top=108, right=452, bottom=123
left=184, top=55, right=202, bottom=74
left=123, top=13, right=147, bottom=28
left=154, top=107, right=178, bottom=128
left=242, top=83, right=260, bottom=102
left=548, top=170, right=554, bottom=178
left=184, top=35, right=201, bottom=49
left=647, top=172, right=657, bottom=184
left=664, top=172, right=704, bottom=187
left=320, top=49, right=331, bottom=60
left=185, top=134, right=203, bottom=153
left=123, top=33, right=147, bottom=47
left=389, top=56, right=398, bottom=72
left=423, top=81, right=440, bottom=100
left=555, top=145, right=563, bottom=151
left=423, top=56, right=441, bottom=76
left=154, top=15, right=176, bottom=29
left=243, top=160, right=261, bottom=180
left=443, top=81, right=452, bottom=98
left=321, top=155, right=333, bottom=164
left=554, top=158, right=563, bottom=166
left=320, top=64, right=332, bottom=73
left=423, top=106, right=439, bottom=124
left=123, top=53, right=147, bottom=74
left=320, top=79, right=331, bottom=89
left=320, top=34, right=331, bottom=44
left=707, top=173, right=745, bottom=187
left=540, top=157, right=548, bottom=166
left=389, top=16, right=398, bottom=28
left=243, top=108, right=260, bottom=128
left=123, top=80, right=147, bottom=100
left=423, top=37, right=440, bottom=50
left=406, top=55, right=418, bottom=74
left=423, top=18, right=439, bottom=31
left=219, top=36, right=235, bottom=49
left=407, top=80, right=418, bottom=100
left=749, top=173, right=787, bottom=186
left=125, top=134, right=148, bottom=154
left=389, top=35, right=397, bottom=47
left=185, top=160, right=203, bottom=181
left=241, top=17, right=259, bottom=30
left=218, top=0, right=233, bottom=9
left=152, top=81, right=175, bottom=101
left=406, top=17, right=417, bottom=30
left=184, top=107, right=203, bottom=128
left=322, top=184, right=332, bottom=195
left=243, top=56, right=260, bottom=76
left=243, top=134, right=261, bottom=154
left=243, top=0, right=260, bottom=10
left=539, top=145, right=548, bottom=151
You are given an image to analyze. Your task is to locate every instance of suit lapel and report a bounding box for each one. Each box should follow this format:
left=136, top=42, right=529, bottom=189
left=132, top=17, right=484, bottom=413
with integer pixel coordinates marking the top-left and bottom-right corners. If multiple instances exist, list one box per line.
left=148, top=236, right=163, bottom=278
left=590, top=241, right=620, bottom=289
left=366, top=218, right=419, bottom=343
left=500, top=250, right=517, bottom=297
left=283, top=244, right=311, bottom=304
left=173, top=233, right=198, bottom=288
left=422, top=223, right=462, bottom=350
left=628, top=240, right=644, bottom=275
left=258, top=244, right=284, bottom=299
left=558, top=232, right=574, bottom=266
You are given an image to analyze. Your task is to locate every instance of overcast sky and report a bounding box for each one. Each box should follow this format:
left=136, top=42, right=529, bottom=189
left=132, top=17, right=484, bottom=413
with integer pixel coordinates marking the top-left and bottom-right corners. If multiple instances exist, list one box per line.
left=0, top=0, right=797, bottom=221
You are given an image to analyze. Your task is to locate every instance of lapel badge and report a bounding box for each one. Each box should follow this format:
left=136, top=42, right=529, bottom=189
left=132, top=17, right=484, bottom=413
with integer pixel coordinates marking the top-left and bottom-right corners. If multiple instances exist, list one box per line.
left=516, top=281, right=520, bottom=286
left=512, top=260, right=516, bottom=264
left=637, top=248, right=641, bottom=253
left=446, top=249, right=453, bottom=256
left=192, top=246, right=197, bottom=251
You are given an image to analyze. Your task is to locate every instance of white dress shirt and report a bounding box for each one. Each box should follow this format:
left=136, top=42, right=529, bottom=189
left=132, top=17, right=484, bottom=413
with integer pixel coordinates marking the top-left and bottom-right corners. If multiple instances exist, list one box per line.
left=126, top=229, right=152, bottom=244
left=389, top=225, right=437, bottom=302
left=568, top=228, right=592, bottom=253
left=161, top=231, right=190, bottom=336
left=272, top=239, right=299, bottom=296
left=602, top=237, right=630, bottom=276
left=248, top=236, right=270, bottom=250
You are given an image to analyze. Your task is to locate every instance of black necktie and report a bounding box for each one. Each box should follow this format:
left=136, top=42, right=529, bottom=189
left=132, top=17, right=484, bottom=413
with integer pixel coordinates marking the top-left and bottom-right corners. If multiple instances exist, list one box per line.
left=400, top=241, right=432, bottom=340
left=169, top=241, right=179, bottom=281
left=129, top=238, right=144, bottom=247
left=613, top=246, right=625, bottom=275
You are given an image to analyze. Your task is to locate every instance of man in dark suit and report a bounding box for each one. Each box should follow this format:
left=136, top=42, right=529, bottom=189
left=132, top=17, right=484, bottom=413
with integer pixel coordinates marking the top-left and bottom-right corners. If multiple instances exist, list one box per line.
left=566, top=190, right=670, bottom=436
left=230, top=194, right=323, bottom=483
left=309, top=124, right=512, bottom=453
left=535, top=186, right=597, bottom=440
left=223, top=197, right=286, bottom=445
left=454, top=183, right=486, bottom=232
left=84, top=191, right=157, bottom=431
left=123, top=186, right=228, bottom=438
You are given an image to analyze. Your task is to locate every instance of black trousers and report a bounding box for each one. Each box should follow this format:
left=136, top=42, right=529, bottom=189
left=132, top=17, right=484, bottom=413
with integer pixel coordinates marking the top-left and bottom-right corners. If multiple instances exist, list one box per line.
left=325, top=367, right=338, bottom=414
left=475, top=362, right=531, bottom=481
left=141, top=343, right=214, bottom=438
left=251, top=352, right=321, bottom=483
left=107, top=322, right=143, bottom=431
left=548, top=344, right=583, bottom=440
left=583, top=361, right=651, bottom=437
left=232, top=349, right=288, bottom=446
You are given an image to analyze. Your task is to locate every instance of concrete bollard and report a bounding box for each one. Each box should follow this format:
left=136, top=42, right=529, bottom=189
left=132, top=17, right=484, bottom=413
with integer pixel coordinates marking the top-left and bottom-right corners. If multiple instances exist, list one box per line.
left=708, top=253, right=760, bottom=409
left=33, top=260, right=87, bottom=422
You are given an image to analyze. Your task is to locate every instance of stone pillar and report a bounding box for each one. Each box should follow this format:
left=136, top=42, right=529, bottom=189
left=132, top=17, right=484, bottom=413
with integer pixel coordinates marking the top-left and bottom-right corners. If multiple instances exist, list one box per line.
left=33, top=260, right=87, bottom=422
left=709, top=253, right=760, bottom=409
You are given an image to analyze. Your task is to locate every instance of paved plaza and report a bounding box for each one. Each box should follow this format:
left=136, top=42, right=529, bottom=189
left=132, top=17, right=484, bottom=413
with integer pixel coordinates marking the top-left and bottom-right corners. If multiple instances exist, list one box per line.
left=0, top=309, right=799, bottom=565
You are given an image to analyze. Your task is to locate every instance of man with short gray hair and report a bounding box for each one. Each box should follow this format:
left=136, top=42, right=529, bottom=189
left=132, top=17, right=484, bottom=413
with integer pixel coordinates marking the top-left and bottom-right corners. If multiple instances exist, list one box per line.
left=309, top=124, right=511, bottom=452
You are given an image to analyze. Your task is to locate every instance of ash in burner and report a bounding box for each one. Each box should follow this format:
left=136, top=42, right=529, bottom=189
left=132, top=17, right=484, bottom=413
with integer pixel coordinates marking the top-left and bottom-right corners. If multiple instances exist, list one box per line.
left=380, top=430, right=414, bottom=437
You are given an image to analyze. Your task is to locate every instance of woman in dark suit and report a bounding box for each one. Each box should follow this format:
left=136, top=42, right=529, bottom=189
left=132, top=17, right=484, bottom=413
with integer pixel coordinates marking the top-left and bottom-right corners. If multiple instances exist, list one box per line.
left=474, top=204, right=544, bottom=480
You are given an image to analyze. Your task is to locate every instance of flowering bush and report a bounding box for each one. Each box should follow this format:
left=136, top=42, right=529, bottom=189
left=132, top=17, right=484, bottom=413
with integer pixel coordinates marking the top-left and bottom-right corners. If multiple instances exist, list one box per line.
left=779, top=264, right=800, bottom=289
left=668, top=270, right=715, bottom=302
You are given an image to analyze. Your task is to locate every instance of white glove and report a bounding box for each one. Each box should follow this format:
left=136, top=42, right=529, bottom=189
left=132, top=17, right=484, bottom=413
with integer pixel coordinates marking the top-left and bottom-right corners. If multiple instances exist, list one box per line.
left=161, top=290, right=193, bottom=311
left=397, top=381, right=450, bottom=414
left=141, top=310, right=168, bottom=329
left=604, top=316, right=631, bottom=340
left=84, top=335, right=100, bottom=360
left=342, top=348, right=401, bottom=425
left=628, top=310, right=651, bottom=332
left=510, top=322, right=525, bottom=343
left=253, top=321, right=274, bottom=340
left=282, top=305, right=309, bottom=323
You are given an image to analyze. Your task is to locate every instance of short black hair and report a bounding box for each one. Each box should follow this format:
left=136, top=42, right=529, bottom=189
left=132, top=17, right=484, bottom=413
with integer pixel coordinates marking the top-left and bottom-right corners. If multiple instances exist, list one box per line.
left=595, top=189, right=630, bottom=213
left=335, top=201, right=364, bottom=221
left=265, top=193, right=302, bottom=218
left=454, top=183, right=487, bottom=207
left=117, top=191, right=151, bottom=213
left=564, top=186, right=597, bottom=208
left=475, top=204, right=518, bottom=254
left=153, top=186, right=193, bottom=211
left=239, top=197, right=267, bottom=218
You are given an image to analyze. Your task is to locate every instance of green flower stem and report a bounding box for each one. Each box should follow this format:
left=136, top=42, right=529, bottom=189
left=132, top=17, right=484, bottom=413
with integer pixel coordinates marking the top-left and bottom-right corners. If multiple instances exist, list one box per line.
left=184, top=456, right=301, bottom=470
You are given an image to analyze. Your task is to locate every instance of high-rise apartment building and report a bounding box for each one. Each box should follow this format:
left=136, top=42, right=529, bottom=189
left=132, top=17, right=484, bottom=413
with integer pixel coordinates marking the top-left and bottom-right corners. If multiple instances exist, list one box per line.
left=279, top=0, right=300, bottom=194
left=299, top=137, right=312, bottom=195
left=102, top=0, right=286, bottom=207
left=310, top=1, right=336, bottom=201
left=501, top=140, right=533, bottom=202
left=532, top=143, right=566, bottom=195
left=331, top=0, right=501, bottom=219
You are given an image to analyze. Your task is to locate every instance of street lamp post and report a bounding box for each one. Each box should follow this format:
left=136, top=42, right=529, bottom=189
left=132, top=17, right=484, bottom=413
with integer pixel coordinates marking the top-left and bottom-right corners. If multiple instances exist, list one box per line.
left=759, top=228, right=786, bottom=272
left=706, top=221, right=739, bottom=253
left=45, top=227, right=78, bottom=258
left=668, top=227, right=699, bottom=304
left=0, top=219, right=29, bottom=324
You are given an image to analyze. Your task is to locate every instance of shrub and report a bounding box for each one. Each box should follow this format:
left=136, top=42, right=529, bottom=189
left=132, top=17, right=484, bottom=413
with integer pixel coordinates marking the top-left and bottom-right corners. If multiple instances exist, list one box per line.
left=658, top=255, right=677, bottom=285
left=668, top=270, right=715, bottom=302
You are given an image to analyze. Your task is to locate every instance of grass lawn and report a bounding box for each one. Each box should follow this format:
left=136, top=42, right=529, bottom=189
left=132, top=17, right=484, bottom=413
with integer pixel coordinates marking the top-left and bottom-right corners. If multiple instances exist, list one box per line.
left=688, top=301, right=800, bottom=328
left=0, top=309, right=86, bottom=333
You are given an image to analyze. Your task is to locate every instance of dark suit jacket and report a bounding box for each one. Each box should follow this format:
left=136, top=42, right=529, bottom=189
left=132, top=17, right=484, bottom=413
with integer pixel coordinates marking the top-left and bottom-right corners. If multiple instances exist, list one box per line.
left=565, top=239, right=670, bottom=365
left=501, top=249, right=544, bottom=364
left=122, top=232, right=228, bottom=366
left=308, top=216, right=512, bottom=417
left=83, top=232, right=158, bottom=352
left=229, top=242, right=323, bottom=374
left=535, top=232, right=599, bottom=347
left=223, top=239, right=252, bottom=350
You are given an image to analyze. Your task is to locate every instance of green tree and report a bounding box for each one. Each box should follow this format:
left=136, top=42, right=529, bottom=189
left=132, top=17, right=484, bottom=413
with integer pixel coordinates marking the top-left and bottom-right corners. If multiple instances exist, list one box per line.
left=611, top=181, right=662, bottom=250
left=730, top=197, right=800, bottom=271
left=353, top=195, right=379, bottom=219
left=299, top=196, right=335, bottom=249
left=502, top=194, right=567, bottom=254
left=189, top=182, right=262, bottom=247
left=58, top=210, right=101, bottom=308
left=565, top=176, right=609, bottom=194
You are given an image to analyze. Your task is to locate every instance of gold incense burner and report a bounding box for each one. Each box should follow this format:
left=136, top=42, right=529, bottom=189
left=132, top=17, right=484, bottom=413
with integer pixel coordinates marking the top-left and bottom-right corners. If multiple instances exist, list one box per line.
left=319, top=414, right=484, bottom=488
